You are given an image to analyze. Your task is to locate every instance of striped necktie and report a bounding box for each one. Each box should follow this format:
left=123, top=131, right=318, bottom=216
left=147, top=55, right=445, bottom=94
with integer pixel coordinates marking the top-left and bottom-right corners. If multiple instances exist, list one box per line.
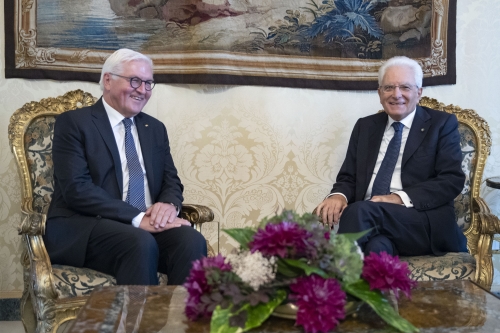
left=122, top=118, right=146, bottom=211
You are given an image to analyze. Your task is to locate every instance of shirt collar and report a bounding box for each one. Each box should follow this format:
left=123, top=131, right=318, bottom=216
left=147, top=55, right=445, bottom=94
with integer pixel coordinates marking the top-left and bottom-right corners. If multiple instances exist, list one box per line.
left=102, top=97, right=134, bottom=128
left=386, top=108, right=416, bottom=130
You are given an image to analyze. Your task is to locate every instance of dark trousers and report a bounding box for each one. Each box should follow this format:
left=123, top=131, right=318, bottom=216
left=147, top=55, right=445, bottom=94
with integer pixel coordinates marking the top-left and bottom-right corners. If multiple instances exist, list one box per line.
left=82, top=219, right=207, bottom=285
left=337, top=201, right=432, bottom=256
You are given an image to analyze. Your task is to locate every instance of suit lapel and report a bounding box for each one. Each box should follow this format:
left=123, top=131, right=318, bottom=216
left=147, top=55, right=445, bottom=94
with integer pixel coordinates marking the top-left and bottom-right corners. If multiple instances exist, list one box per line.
left=402, top=105, right=431, bottom=167
left=91, top=99, right=124, bottom=194
left=134, top=113, right=154, bottom=198
left=360, top=112, right=387, bottom=199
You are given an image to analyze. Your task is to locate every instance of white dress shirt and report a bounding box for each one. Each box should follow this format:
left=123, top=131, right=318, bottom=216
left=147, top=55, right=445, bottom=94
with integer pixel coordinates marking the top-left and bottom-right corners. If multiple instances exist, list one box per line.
left=103, top=99, right=152, bottom=227
left=329, top=109, right=416, bottom=207
left=364, top=110, right=415, bottom=207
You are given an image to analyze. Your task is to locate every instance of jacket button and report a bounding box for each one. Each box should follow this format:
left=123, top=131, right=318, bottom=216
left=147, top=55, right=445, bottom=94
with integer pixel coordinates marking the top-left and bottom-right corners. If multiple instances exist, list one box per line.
left=96, top=215, right=102, bottom=219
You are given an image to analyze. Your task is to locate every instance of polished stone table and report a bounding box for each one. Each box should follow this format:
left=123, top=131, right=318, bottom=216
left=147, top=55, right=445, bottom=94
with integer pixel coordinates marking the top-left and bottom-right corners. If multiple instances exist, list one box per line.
left=67, top=280, right=500, bottom=333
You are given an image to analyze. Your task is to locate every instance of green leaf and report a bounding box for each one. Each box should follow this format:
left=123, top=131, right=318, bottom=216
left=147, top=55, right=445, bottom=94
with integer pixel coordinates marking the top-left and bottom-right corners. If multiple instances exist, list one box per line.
left=276, top=259, right=302, bottom=278
left=210, top=306, right=242, bottom=333
left=243, top=289, right=287, bottom=331
left=340, top=229, right=371, bottom=243
left=210, top=290, right=287, bottom=333
left=282, top=258, right=328, bottom=278
left=222, top=228, right=256, bottom=249
left=260, top=210, right=319, bottom=228
left=344, top=280, right=418, bottom=333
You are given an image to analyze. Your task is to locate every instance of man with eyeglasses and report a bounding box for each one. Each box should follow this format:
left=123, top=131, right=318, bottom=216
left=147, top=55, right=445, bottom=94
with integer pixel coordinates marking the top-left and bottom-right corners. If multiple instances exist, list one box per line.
left=314, top=56, right=466, bottom=257
left=44, top=48, right=207, bottom=285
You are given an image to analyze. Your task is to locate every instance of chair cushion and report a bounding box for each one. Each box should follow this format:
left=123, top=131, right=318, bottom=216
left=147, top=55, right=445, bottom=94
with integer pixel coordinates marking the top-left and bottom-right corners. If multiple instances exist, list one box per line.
left=400, top=252, right=476, bottom=282
left=52, top=265, right=168, bottom=298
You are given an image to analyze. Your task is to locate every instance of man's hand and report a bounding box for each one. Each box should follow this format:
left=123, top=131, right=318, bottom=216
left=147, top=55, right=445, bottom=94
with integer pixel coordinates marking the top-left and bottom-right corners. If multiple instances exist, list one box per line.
left=139, top=215, right=191, bottom=233
left=146, top=202, right=178, bottom=230
left=314, top=195, right=348, bottom=228
left=369, top=193, right=403, bottom=204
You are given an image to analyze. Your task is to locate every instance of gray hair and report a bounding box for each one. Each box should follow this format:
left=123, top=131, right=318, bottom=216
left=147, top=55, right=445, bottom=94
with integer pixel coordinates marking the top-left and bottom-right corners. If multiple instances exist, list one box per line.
left=378, top=56, right=423, bottom=88
left=99, top=49, right=153, bottom=90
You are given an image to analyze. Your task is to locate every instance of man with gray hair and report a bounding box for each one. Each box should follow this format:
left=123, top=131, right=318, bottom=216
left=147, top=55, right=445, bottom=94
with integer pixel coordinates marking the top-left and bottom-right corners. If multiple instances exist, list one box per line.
left=315, top=56, right=466, bottom=256
left=44, top=48, right=207, bottom=285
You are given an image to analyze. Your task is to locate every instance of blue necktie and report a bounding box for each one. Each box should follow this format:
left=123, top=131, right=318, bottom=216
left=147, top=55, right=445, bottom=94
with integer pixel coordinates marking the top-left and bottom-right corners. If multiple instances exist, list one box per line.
left=371, top=122, right=404, bottom=196
left=123, top=118, right=147, bottom=212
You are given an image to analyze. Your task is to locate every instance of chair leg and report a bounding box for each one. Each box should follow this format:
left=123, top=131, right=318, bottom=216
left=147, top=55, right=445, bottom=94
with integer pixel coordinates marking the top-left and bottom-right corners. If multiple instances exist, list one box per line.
left=36, top=310, right=59, bottom=333
left=475, top=233, right=494, bottom=290
left=56, top=320, right=75, bottom=333
left=20, top=248, right=36, bottom=333
left=20, top=288, right=36, bottom=333
left=207, top=241, right=216, bottom=257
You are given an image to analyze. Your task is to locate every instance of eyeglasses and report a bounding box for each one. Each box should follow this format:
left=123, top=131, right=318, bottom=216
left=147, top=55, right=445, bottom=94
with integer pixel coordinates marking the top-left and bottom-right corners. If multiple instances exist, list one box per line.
left=110, top=73, right=155, bottom=91
left=379, top=84, right=418, bottom=93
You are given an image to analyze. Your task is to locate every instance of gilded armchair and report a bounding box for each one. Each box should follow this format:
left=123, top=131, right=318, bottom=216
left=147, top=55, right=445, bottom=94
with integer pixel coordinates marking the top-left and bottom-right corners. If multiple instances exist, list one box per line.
left=313, top=97, right=499, bottom=290
left=397, top=97, right=500, bottom=290
left=8, top=89, right=216, bottom=333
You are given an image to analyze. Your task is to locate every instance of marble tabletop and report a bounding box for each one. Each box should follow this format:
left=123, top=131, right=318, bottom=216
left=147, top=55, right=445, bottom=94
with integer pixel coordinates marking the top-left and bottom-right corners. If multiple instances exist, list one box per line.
left=67, top=280, right=500, bottom=333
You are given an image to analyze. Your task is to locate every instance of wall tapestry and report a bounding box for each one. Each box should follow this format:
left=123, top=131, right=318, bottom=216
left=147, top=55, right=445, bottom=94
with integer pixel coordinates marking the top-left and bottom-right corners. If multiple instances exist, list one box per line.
left=4, top=0, right=456, bottom=90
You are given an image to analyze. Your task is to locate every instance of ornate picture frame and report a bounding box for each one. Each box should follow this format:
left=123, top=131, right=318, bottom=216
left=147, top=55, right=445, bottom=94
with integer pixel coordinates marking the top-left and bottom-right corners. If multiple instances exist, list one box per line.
left=4, top=0, right=456, bottom=90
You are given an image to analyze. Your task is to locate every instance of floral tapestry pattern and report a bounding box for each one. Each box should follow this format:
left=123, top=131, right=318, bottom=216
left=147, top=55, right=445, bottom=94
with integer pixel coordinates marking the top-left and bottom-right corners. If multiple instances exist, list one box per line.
left=5, top=0, right=456, bottom=89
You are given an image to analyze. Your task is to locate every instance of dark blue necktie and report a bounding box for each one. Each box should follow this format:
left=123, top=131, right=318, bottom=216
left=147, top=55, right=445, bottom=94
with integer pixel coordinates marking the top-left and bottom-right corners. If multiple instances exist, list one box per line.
left=123, top=118, right=147, bottom=212
left=371, top=122, right=404, bottom=196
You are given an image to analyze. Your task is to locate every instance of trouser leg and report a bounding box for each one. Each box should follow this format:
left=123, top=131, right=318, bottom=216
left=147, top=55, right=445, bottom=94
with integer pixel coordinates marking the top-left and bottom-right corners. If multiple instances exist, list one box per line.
left=338, top=201, right=432, bottom=256
left=363, top=234, right=398, bottom=256
left=154, top=226, right=207, bottom=285
left=84, top=219, right=159, bottom=285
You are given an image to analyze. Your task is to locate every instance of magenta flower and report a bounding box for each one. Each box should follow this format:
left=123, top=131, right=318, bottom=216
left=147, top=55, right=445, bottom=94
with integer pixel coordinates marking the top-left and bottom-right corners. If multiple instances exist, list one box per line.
left=362, top=251, right=417, bottom=299
left=249, top=221, right=311, bottom=258
left=184, top=254, right=231, bottom=320
left=289, top=275, right=346, bottom=333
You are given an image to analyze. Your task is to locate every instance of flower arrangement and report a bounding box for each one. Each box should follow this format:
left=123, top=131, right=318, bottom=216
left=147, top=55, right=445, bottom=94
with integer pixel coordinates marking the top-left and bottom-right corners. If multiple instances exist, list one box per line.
left=184, top=211, right=418, bottom=333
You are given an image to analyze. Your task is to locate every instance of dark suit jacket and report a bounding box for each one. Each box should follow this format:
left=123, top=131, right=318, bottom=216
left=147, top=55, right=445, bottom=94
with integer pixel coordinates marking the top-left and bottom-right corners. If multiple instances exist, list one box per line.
left=331, top=106, right=466, bottom=255
left=44, top=98, right=183, bottom=266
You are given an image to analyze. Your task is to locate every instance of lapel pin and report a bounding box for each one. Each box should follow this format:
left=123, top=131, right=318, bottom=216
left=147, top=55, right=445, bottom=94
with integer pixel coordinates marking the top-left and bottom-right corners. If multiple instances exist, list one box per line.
left=421, top=128, right=425, bottom=132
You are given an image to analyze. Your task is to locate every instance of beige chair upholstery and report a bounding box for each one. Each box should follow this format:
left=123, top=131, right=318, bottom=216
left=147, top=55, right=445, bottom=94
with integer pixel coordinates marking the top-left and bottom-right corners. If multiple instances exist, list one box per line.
left=398, top=97, right=499, bottom=290
left=8, top=90, right=216, bottom=333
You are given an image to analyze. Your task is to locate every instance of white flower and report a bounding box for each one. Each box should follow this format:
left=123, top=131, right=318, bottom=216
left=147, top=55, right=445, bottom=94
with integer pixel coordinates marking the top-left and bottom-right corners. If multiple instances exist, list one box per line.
left=355, top=241, right=364, bottom=261
left=226, top=251, right=277, bottom=291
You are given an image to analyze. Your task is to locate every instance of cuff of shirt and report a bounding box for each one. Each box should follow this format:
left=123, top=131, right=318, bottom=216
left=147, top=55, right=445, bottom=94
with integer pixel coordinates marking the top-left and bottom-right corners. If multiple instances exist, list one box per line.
left=325, top=192, right=348, bottom=203
left=168, top=203, right=180, bottom=216
left=132, top=212, right=146, bottom=228
left=393, top=191, right=413, bottom=207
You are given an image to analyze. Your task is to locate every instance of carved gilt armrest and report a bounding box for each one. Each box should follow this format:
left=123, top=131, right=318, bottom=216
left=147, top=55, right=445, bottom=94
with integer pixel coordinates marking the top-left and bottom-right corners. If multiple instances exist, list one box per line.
left=474, top=197, right=500, bottom=235
left=472, top=197, right=500, bottom=289
left=181, top=204, right=214, bottom=226
left=181, top=204, right=216, bottom=257
left=18, top=211, right=47, bottom=236
left=18, top=211, right=60, bottom=314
